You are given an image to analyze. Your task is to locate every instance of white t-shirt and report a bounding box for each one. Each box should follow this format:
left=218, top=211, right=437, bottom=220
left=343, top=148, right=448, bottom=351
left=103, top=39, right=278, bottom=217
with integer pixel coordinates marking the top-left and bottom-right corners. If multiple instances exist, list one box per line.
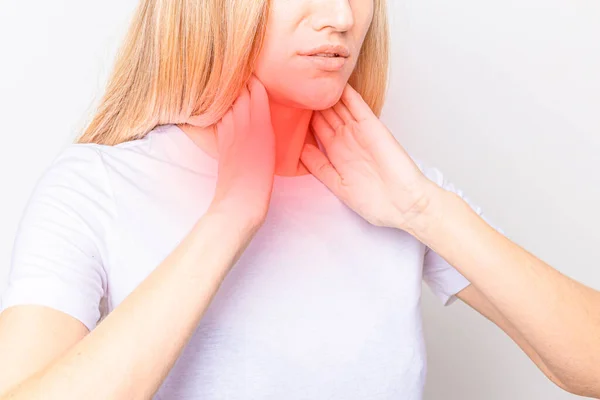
left=1, top=123, right=504, bottom=399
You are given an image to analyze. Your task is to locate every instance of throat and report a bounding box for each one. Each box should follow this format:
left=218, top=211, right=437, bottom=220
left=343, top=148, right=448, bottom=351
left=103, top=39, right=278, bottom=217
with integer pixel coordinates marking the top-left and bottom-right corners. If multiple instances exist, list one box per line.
left=275, top=126, right=320, bottom=177
left=177, top=118, right=320, bottom=178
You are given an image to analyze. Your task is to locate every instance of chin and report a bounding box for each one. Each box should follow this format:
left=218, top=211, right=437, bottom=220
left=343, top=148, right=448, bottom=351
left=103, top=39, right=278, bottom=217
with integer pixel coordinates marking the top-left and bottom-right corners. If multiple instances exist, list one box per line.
left=264, top=78, right=347, bottom=110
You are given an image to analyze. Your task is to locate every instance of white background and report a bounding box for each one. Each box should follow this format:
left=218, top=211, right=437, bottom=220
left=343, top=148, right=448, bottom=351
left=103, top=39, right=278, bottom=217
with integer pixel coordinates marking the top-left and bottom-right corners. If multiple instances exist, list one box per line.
left=0, top=1, right=598, bottom=399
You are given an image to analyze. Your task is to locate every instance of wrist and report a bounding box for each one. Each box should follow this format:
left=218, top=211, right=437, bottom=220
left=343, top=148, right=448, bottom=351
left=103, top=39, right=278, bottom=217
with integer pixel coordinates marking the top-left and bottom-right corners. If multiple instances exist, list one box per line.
left=206, top=201, right=265, bottom=234
left=190, top=209, right=260, bottom=277
left=203, top=206, right=265, bottom=266
left=401, top=182, right=451, bottom=241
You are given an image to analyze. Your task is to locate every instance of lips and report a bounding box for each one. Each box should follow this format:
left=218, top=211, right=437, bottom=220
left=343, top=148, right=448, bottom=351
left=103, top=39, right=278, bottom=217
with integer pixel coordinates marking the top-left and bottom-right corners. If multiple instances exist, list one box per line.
left=312, top=53, right=341, bottom=58
left=300, top=54, right=347, bottom=72
left=301, top=44, right=350, bottom=58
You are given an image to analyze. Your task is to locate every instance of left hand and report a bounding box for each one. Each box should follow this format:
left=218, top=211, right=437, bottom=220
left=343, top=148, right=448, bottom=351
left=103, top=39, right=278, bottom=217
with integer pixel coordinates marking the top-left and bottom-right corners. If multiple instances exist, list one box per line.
left=300, top=83, right=435, bottom=230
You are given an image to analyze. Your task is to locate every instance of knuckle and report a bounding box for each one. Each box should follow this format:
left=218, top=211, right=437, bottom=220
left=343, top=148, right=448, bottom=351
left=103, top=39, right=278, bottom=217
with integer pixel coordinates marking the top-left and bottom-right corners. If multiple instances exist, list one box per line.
left=317, top=162, right=330, bottom=176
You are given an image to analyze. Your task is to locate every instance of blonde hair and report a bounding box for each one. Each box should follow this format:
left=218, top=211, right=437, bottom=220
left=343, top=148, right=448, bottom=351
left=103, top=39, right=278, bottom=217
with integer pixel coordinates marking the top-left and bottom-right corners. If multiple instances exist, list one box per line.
left=76, top=0, right=389, bottom=146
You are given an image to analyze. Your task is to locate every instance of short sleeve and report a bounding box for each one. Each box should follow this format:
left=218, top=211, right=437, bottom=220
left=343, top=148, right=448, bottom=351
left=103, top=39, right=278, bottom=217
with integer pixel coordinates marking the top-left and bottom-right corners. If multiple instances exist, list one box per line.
left=0, top=145, right=114, bottom=331
left=415, top=160, right=507, bottom=306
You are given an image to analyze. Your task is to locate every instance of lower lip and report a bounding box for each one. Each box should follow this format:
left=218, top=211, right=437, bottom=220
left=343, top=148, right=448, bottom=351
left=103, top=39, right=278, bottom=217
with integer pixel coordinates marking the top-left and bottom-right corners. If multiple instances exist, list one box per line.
left=301, top=55, right=347, bottom=71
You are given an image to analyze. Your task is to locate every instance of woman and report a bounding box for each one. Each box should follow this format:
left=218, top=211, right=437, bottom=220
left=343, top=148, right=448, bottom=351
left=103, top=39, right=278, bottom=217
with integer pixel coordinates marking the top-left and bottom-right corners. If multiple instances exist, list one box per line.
left=0, top=0, right=598, bottom=399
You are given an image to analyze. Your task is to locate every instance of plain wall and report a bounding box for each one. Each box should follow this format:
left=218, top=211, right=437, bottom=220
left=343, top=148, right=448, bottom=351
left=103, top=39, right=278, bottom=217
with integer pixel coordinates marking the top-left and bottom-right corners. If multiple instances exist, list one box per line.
left=1, top=1, right=598, bottom=399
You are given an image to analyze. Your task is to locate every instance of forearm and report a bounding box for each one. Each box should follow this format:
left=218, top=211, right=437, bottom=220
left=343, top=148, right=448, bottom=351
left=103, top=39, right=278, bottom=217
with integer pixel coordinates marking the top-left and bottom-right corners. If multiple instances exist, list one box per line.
left=409, top=185, right=600, bottom=396
left=2, top=210, right=256, bottom=400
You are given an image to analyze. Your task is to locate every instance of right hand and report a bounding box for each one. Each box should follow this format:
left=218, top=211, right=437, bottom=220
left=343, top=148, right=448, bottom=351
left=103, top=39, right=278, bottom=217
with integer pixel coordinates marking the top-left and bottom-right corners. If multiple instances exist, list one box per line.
left=207, top=76, right=276, bottom=228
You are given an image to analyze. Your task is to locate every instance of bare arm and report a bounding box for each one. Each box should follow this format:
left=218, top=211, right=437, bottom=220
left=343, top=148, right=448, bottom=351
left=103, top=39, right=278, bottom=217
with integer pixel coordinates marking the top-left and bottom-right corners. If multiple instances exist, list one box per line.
left=0, top=76, right=275, bottom=400
left=456, top=284, right=569, bottom=391
left=0, top=306, right=89, bottom=395
left=0, top=210, right=259, bottom=400
left=409, top=185, right=600, bottom=398
left=297, top=81, right=600, bottom=397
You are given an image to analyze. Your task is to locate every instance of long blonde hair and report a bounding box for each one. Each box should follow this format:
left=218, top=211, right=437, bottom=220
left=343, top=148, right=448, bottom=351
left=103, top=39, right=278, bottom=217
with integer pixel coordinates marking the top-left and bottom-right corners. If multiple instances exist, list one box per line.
left=76, top=0, right=389, bottom=146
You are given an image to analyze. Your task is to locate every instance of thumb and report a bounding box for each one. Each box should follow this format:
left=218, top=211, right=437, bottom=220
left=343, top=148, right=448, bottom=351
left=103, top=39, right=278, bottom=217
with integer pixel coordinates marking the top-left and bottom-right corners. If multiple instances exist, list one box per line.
left=300, top=144, right=341, bottom=192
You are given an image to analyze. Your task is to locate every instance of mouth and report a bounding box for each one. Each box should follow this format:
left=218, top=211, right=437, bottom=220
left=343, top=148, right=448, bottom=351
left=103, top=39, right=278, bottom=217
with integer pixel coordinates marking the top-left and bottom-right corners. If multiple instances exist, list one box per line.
left=298, top=44, right=350, bottom=72
left=311, top=53, right=343, bottom=58
left=300, top=44, right=350, bottom=59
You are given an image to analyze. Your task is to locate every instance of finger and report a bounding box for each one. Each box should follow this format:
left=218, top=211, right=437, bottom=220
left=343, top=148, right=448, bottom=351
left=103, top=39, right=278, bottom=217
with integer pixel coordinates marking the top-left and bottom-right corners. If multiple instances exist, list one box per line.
left=248, top=75, right=269, bottom=110
left=248, top=74, right=265, bottom=95
left=310, top=111, right=335, bottom=149
left=333, top=100, right=354, bottom=125
left=320, top=107, right=345, bottom=133
left=341, top=84, right=372, bottom=123
left=300, top=144, right=342, bottom=193
left=248, top=75, right=272, bottom=134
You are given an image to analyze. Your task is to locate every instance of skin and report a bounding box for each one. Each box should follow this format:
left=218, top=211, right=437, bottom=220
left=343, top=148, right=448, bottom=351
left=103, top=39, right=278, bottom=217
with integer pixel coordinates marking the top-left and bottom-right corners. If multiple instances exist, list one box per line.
left=0, top=1, right=372, bottom=397
left=188, top=0, right=600, bottom=396
left=301, top=83, right=600, bottom=398
left=188, top=0, right=600, bottom=395
left=1, top=0, right=598, bottom=399
left=180, top=0, right=373, bottom=177
left=0, top=80, right=272, bottom=400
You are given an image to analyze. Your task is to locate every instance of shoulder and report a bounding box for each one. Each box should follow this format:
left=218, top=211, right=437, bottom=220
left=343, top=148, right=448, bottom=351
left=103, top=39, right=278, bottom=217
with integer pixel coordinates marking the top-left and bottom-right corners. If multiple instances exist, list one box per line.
left=42, top=143, right=107, bottom=187
left=41, top=144, right=111, bottom=196
left=51, top=142, right=104, bottom=168
left=24, top=143, right=120, bottom=228
left=55, top=128, right=156, bottom=165
left=45, top=126, right=160, bottom=183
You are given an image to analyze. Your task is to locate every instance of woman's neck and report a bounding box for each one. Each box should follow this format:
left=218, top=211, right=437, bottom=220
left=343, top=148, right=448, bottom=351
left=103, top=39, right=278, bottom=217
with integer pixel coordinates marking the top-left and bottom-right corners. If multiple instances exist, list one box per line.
left=269, top=102, right=317, bottom=176
left=178, top=102, right=319, bottom=177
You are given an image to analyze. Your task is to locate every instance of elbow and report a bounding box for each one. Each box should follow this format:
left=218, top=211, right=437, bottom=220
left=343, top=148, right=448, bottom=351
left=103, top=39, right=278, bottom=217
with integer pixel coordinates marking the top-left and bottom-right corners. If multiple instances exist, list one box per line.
left=565, top=385, right=600, bottom=399
left=556, top=371, right=600, bottom=399
left=565, top=383, right=600, bottom=399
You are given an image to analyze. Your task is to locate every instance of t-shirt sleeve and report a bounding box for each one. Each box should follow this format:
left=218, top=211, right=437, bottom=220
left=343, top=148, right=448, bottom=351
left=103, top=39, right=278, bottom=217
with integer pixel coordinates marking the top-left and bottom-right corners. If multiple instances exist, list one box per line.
left=416, top=160, right=507, bottom=306
left=0, top=145, right=114, bottom=331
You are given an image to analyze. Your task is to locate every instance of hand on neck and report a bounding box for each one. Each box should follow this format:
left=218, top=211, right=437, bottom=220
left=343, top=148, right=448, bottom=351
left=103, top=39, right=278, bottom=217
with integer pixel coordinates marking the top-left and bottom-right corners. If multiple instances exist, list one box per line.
left=179, top=100, right=320, bottom=177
